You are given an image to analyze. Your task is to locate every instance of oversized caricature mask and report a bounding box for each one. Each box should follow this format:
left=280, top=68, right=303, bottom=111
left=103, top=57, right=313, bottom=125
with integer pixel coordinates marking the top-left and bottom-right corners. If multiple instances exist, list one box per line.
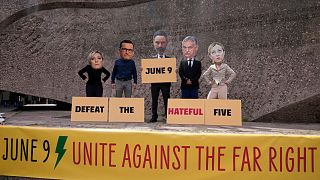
left=90, top=53, right=103, bottom=69
left=209, top=44, right=225, bottom=65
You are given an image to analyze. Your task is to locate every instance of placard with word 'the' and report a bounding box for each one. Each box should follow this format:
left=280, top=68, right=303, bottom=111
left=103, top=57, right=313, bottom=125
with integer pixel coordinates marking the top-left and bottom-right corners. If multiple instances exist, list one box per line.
left=109, top=98, right=144, bottom=122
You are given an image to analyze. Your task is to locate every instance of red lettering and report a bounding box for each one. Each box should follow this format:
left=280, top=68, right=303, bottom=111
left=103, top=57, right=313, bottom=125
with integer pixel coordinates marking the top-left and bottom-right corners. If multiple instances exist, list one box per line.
left=143, top=145, right=152, bottom=168
left=95, top=143, right=98, bottom=166
left=199, top=108, right=204, bottom=115
left=298, top=147, right=306, bottom=172
left=109, top=143, right=116, bottom=167
left=196, top=146, right=204, bottom=170
left=233, top=146, right=241, bottom=171
left=160, top=146, right=170, bottom=169
left=206, top=146, right=215, bottom=171
left=73, top=142, right=81, bottom=165
left=181, top=146, right=190, bottom=170
left=133, top=144, right=141, bottom=168
left=269, top=147, right=277, bottom=172
left=286, top=147, right=294, bottom=172
left=174, top=108, right=179, bottom=115
left=84, top=142, right=92, bottom=165
left=184, top=108, right=188, bottom=115
left=241, top=147, right=251, bottom=171
left=218, top=146, right=226, bottom=171
left=172, top=146, right=181, bottom=170
left=122, top=144, right=131, bottom=167
left=309, top=147, right=317, bottom=172
left=253, top=147, right=262, bottom=171
left=99, top=143, right=107, bottom=166
left=154, top=145, right=158, bottom=169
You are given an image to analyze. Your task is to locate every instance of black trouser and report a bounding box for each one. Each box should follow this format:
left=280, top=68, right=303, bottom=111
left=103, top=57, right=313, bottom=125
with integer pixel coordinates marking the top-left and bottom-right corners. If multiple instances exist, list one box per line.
left=151, top=83, right=170, bottom=119
left=86, top=84, right=103, bottom=97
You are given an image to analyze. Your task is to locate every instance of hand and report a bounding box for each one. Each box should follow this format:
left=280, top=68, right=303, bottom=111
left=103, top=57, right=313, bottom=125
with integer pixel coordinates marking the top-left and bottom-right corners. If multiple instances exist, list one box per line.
left=111, top=84, right=115, bottom=89
left=186, top=79, right=192, bottom=84
left=132, top=83, right=137, bottom=90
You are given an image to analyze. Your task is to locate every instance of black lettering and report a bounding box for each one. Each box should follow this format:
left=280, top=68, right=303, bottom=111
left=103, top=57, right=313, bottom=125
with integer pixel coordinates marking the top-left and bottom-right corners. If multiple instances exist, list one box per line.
left=100, top=106, right=104, bottom=113
left=227, top=109, right=232, bottom=116
left=20, top=139, right=29, bottom=161
left=75, top=106, right=81, bottom=112
left=3, top=138, right=8, bottom=160
left=146, top=67, right=166, bottom=74
left=213, top=109, right=232, bottom=116
left=31, top=139, right=37, bottom=162
left=119, top=107, right=134, bottom=113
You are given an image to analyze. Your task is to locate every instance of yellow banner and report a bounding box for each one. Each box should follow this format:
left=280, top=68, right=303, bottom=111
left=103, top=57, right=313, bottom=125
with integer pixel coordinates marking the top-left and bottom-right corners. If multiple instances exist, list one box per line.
left=0, top=126, right=320, bottom=180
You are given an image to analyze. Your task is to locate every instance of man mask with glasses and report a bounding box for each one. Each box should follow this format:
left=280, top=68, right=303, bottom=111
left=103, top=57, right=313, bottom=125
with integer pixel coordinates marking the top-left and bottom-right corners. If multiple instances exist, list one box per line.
left=111, top=40, right=137, bottom=97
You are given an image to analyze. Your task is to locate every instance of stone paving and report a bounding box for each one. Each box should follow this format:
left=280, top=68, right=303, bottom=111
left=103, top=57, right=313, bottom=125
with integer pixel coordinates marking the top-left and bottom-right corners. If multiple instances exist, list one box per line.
left=1, top=109, right=320, bottom=135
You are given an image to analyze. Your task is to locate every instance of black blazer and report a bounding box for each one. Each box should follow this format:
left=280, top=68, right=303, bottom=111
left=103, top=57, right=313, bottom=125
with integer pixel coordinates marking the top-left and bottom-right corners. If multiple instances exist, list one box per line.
left=178, top=59, right=202, bottom=89
left=150, top=55, right=172, bottom=87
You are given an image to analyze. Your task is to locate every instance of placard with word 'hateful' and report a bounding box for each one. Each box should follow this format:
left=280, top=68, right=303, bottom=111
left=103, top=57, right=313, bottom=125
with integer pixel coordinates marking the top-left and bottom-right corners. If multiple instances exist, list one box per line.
left=109, top=98, right=144, bottom=122
left=205, top=99, right=242, bottom=126
left=71, top=97, right=108, bottom=122
left=167, top=99, right=205, bottom=124
left=141, top=58, right=177, bottom=83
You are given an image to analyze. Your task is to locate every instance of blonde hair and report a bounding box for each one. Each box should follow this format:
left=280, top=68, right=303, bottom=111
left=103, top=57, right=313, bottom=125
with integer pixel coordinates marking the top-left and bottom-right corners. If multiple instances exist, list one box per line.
left=207, top=42, right=225, bottom=55
left=87, top=50, right=104, bottom=63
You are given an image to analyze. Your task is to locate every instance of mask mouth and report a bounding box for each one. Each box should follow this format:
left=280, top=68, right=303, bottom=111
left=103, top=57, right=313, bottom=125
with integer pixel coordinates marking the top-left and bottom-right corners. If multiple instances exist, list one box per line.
left=156, top=47, right=166, bottom=53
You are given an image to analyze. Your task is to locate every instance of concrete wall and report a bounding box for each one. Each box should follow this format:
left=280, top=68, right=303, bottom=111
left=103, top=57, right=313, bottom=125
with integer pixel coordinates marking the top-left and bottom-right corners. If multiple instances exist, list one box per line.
left=0, top=0, right=319, bottom=121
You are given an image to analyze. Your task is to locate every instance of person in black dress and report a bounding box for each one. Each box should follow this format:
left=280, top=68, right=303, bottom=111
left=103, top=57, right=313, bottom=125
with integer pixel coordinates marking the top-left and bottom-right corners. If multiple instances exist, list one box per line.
left=78, top=51, right=110, bottom=97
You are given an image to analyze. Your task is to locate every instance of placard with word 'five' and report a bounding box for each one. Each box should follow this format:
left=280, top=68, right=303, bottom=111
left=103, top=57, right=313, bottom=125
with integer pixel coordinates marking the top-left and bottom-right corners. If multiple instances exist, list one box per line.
left=205, top=99, right=242, bottom=126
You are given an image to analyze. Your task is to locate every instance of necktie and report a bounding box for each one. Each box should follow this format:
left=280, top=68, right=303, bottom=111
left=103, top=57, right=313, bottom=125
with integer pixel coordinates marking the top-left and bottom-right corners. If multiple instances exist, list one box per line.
left=188, top=59, right=192, bottom=68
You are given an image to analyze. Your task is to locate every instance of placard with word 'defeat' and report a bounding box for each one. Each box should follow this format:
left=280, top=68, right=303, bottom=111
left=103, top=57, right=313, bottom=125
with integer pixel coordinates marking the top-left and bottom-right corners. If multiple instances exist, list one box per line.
left=167, top=99, right=205, bottom=124
left=108, top=98, right=144, bottom=122
left=141, top=58, right=177, bottom=83
left=71, top=97, right=109, bottom=122
left=205, top=99, right=242, bottom=126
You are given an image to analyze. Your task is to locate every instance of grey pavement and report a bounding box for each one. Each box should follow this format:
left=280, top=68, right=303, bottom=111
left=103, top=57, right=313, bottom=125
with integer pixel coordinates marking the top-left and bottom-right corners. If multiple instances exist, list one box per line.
left=1, top=108, right=320, bottom=135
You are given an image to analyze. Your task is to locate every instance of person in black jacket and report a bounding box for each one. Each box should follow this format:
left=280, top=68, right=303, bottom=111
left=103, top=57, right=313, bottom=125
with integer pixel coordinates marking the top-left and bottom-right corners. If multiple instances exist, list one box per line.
left=178, top=36, right=202, bottom=98
left=149, top=30, right=171, bottom=123
left=78, top=51, right=110, bottom=97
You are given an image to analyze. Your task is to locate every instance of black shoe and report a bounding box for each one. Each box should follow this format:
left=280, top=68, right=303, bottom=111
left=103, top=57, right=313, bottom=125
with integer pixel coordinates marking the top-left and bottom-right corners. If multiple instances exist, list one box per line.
left=149, top=118, right=157, bottom=123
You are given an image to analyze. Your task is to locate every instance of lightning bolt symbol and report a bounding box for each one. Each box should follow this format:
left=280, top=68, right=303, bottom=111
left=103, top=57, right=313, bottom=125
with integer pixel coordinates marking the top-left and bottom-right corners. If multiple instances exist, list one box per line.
left=54, top=136, right=68, bottom=169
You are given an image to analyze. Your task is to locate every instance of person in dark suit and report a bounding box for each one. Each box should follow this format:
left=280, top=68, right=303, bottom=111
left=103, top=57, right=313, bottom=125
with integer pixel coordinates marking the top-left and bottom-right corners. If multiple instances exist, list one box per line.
left=178, top=36, right=202, bottom=98
left=149, top=30, right=171, bottom=123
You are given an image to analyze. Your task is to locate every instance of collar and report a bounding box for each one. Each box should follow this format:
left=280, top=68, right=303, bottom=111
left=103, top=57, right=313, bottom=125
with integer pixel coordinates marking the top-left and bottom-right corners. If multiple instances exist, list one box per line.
left=212, top=63, right=226, bottom=70
left=158, top=54, right=165, bottom=58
